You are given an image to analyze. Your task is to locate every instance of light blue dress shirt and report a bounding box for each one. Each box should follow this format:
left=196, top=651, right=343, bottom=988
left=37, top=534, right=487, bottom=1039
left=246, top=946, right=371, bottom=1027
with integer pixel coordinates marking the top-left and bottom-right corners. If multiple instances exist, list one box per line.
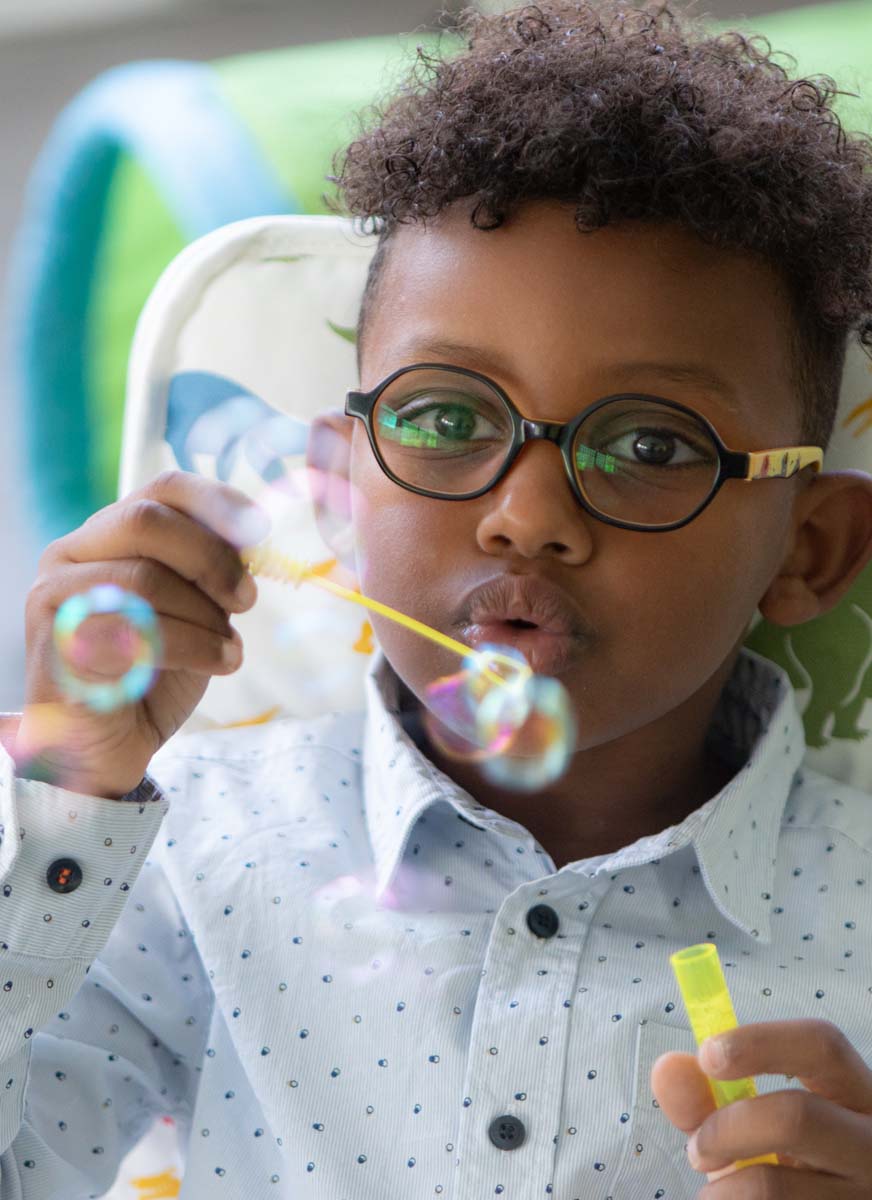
left=0, top=646, right=870, bottom=1199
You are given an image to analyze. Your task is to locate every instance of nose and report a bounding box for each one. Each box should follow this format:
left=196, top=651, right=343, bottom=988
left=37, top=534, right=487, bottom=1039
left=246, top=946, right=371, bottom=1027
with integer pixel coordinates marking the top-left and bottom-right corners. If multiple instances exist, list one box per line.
left=475, top=441, right=595, bottom=564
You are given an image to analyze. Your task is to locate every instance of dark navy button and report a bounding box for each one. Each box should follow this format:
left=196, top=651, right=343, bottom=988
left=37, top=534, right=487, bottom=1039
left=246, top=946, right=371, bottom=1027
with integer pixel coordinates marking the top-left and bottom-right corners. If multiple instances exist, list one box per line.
left=46, top=859, right=82, bottom=894
left=526, top=903, right=559, bottom=938
left=488, top=1115, right=526, bottom=1150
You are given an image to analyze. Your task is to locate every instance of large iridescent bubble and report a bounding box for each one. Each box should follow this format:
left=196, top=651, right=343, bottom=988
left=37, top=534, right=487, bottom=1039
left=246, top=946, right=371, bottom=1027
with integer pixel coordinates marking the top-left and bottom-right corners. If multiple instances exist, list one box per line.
left=423, top=644, right=530, bottom=758
left=423, top=643, right=575, bottom=789
left=52, top=585, right=161, bottom=712
left=480, top=674, right=576, bottom=790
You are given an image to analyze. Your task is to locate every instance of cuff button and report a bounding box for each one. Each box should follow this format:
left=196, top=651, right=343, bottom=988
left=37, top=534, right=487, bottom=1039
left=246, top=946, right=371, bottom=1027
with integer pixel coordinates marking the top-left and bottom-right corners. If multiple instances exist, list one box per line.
left=47, top=859, right=83, bottom=894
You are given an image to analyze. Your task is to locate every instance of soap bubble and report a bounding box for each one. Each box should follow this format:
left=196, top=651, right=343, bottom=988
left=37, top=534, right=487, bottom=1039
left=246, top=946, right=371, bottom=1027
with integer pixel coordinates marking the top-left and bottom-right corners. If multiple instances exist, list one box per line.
left=52, top=585, right=161, bottom=712
left=481, top=675, right=576, bottom=790
left=423, top=645, right=575, bottom=790
left=423, top=644, right=531, bottom=761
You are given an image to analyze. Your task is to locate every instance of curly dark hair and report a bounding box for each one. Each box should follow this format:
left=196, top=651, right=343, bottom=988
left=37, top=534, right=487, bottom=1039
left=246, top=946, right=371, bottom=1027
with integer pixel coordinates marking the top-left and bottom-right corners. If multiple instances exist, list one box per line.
left=328, top=0, right=872, bottom=450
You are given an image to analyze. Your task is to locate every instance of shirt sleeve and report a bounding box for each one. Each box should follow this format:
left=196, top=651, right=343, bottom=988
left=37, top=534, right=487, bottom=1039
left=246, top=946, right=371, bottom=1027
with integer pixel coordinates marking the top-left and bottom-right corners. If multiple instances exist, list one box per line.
left=0, top=742, right=212, bottom=1198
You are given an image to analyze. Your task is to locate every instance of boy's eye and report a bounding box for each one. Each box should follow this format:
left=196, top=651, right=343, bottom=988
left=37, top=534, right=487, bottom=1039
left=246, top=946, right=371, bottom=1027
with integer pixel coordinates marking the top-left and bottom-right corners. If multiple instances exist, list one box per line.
left=580, top=406, right=717, bottom=472
left=430, top=403, right=478, bottom=441
left=378, top=394, right=507, bottom=449
left=600, top=426, right=713, bottom=467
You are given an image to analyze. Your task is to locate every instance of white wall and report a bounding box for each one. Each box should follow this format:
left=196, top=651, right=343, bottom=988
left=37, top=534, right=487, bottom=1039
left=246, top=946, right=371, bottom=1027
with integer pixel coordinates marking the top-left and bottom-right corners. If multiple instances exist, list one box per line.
left=0, top=0, right=175, bottom=38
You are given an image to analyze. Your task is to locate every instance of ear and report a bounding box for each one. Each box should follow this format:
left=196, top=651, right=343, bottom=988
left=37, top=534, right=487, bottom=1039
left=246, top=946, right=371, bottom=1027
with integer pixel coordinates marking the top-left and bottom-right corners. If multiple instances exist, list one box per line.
left=758, top=470, right=872, bottom=626
left=306, top=409, right=356, bottom=571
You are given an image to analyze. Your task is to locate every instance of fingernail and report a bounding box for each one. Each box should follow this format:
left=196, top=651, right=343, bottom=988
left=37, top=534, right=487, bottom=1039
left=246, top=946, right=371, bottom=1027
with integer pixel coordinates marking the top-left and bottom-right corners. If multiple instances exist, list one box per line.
left=222, top=639, right=242, bottom=670
left=234, top=571, right=257, bottom=609
left=217, top=499, right=269, bottom=549
left=686, top=1130, right=702, bottom=1169
left=229, top=504, right=272, bottom=548
left=702, top=1035, right=728, bottom=1073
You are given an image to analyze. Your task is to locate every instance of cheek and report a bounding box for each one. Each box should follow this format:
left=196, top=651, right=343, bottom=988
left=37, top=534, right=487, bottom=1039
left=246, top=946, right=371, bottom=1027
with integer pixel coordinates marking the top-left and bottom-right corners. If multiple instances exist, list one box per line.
left=349, top=446, right=472, bottom=684
left=611, top=491, right=790, bottom=656
left=351, top=458, right=430, bottom=596
left=564, top=510, right=776, bottom=748
left=350, top=438, right=470, bottom=592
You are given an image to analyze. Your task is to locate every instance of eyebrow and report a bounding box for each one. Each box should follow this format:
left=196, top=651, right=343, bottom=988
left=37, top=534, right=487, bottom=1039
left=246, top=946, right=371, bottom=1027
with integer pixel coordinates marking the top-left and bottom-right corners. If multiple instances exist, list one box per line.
left=395, top=337, right=739, bottom=410
left=606, top=360, right=739, bottom=409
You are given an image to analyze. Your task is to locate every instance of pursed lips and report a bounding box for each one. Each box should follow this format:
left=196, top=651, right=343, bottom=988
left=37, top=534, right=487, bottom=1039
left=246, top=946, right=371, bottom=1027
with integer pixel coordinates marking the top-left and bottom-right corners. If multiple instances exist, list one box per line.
left=458, top=572, right=588, bottom=636
left=452, top=573, right=591, bottom=675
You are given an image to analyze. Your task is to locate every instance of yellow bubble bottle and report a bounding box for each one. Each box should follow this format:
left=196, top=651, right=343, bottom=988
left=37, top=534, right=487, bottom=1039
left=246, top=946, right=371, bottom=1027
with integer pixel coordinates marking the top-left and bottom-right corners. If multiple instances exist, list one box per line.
left=670, top=942, right=779, bottom=1170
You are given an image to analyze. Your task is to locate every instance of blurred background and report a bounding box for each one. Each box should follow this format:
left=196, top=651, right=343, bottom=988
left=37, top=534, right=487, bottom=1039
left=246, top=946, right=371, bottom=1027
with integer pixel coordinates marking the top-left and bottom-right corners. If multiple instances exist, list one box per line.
left=0, top=0, right=865, bottom=710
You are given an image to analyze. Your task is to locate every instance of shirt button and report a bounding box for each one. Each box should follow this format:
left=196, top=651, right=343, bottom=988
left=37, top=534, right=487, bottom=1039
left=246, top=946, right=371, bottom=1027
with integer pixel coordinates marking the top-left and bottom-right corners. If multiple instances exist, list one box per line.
left=526, top=903, right=560, bottom=938
left=46, top=859, right=83, bottom=894
left=488, top=1115, right=526, bottom=1150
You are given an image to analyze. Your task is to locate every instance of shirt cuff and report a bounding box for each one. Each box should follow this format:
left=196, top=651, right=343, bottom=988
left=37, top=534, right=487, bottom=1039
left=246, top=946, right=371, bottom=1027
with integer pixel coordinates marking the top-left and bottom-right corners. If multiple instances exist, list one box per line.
left=0, top=742, right=169, bottom=960
left=114, top=774, right=164, bottom=803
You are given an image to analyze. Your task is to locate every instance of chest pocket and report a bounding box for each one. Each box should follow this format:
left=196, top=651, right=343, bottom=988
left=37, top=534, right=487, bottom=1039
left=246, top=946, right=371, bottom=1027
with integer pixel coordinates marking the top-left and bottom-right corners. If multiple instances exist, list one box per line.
left=607, top=1020, right=703, bottom=1200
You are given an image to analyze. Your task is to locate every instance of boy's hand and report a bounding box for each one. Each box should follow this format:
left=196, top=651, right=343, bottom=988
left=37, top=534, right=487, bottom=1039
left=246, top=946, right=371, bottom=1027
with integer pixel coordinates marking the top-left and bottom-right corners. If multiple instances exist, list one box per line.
left=651, top=1018, right=872, bottom=1196
left=19, top=471, right=267, bottom=799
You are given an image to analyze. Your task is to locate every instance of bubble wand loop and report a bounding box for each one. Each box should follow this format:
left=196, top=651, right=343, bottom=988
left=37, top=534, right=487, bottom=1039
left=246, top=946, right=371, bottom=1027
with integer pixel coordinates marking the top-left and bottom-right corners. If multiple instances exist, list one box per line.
left=240, top=544, right=522, bottom=685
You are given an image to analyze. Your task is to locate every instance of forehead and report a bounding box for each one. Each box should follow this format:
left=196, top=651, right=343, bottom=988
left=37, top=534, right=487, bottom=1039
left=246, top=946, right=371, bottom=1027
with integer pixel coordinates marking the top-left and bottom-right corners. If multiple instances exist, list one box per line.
left=361, top=202, right=799, bottom=437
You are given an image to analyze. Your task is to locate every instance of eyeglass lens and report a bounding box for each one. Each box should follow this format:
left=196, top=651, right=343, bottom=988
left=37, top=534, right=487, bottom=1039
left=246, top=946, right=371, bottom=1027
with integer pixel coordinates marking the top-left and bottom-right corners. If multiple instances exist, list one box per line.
left=373, top=368, right=721, bottom=528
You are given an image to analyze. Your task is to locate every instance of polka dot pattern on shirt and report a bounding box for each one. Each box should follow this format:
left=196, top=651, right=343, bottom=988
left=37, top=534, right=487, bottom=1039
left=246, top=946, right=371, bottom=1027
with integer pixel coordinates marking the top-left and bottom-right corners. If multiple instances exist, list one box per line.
left=1, top=648, right=871, bottom=1198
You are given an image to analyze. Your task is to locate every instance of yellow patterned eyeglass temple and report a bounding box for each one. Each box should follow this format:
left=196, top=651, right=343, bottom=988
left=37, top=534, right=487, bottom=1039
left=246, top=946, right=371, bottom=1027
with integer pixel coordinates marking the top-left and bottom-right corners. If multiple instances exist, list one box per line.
left=744, top=446, right=822, bottom=480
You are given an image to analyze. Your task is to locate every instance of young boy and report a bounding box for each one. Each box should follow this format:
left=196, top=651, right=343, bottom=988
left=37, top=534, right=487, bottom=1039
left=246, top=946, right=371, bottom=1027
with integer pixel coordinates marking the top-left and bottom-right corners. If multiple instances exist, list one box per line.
left=4, top=1, right=872, bottom=1196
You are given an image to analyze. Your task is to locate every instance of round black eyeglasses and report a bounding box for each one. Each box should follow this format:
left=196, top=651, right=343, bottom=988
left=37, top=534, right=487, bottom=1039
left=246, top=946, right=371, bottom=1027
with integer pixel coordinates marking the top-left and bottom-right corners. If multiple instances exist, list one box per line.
left=345, top=363, right=823, bottom=533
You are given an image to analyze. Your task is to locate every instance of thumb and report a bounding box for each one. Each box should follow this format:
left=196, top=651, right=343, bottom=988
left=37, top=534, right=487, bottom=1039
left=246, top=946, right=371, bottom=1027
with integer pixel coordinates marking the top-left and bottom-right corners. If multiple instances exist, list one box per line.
left=651, top=1050, right=717, bottom=1134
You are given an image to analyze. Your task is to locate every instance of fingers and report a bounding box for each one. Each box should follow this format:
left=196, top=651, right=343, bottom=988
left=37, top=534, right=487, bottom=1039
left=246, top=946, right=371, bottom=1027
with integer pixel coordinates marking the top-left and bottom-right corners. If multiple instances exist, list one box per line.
left=699, top=1020, right=872, bottom=1114
left=136, top=469, right=271, bottom=548
left=33, top=558, right=237, bottom=638
left=698, top=1164, right=862, bottom=1199
left=156, top=615, right=242, bottom=675
left=27, top=560, right=244, bottom=688
left=50, top=491, right=258, bottom=616
left=651, top=1051, right=717, bottom=1133
left=688, top=1089, right=872, bottom=1181
left=24, top=473, right=265, bottom=721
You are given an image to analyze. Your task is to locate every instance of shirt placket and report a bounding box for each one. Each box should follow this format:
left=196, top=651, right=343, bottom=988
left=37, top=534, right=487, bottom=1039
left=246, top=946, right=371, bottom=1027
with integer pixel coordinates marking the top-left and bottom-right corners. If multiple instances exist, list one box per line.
left=453, top=867, right=611, bottom=1200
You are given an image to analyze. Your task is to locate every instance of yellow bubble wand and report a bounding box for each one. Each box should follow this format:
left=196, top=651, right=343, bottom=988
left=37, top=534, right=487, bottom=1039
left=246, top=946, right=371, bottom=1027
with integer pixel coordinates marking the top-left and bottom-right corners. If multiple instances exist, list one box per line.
left=240, top=544, right=524, bottom=686
left=670, top=943, right=779, bottom=1172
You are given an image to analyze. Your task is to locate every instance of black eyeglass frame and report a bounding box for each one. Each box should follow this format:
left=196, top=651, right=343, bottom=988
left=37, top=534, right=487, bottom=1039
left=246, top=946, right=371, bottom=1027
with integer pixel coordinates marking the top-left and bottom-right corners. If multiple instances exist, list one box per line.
left=345, top=363, right=823, bottom=533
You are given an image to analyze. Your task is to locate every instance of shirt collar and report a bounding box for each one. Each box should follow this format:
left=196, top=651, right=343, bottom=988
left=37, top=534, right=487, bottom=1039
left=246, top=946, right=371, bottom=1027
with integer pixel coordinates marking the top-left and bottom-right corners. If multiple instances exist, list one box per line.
left=363, top=646, right=805, bottom=943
